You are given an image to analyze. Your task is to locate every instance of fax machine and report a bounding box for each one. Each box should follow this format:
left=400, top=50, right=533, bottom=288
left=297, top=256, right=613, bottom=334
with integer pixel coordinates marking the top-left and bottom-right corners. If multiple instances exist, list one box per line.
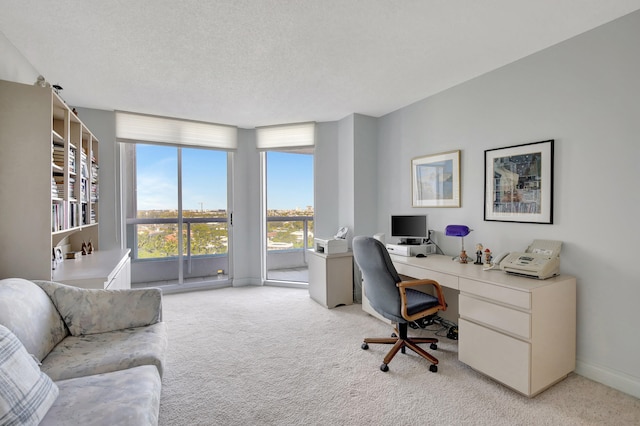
left=499, top=239, right=562, bottom=279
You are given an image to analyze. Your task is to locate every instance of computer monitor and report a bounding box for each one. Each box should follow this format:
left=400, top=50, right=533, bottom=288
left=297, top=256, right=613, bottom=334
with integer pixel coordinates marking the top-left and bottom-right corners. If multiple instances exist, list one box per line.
left=390, top=215, right=428, bottom=245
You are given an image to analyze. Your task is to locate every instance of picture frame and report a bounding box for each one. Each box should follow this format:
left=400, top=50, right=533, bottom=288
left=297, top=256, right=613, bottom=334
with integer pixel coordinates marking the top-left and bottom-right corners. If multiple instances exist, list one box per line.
left=54, top=247, right=63, bottom=261
left=52, top=246, right=63, bottom=269
left=411, top=150, right=460, bottom=207
left=484, top=140, right=554, bottom=224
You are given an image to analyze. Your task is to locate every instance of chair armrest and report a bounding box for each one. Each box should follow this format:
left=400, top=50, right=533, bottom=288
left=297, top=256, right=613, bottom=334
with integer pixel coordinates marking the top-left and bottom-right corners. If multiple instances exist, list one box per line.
left=34, top=280, right=163, bottom=336
left=397, top=279, right=447, bottom=322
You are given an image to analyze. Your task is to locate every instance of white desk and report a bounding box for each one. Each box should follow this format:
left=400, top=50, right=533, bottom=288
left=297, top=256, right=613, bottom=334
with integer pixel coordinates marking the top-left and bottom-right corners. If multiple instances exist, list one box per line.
left=52, top=249, right=131, bottom=290
left=362, top=253, right=576, bottom=397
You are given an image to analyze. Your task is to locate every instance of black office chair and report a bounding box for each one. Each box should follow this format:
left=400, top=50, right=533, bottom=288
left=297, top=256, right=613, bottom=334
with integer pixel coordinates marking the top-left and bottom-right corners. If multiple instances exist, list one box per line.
left=352, top=236, right=447, bottom=372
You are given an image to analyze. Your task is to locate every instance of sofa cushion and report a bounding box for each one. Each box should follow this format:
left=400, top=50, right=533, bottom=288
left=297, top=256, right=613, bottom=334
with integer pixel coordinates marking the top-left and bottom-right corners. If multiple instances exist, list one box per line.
left=0, top=278, right=68, bottom=362
left=34, top=281, right=163, bottom=336
left=41, top=322, right=168, bottom=381
left=40, top=365, right=161, bottom=426
left=0, top=325, right=59, bottom=426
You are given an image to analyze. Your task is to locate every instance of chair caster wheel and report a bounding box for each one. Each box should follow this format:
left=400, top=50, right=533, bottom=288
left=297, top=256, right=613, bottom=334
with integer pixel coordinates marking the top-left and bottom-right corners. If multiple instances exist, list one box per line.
left=361, top=343, right=369, bottom=350
left=429, top=364, right=438, bottom=373
left=380, top=363, right=389, bottom=372
left=430, top=343, right=438, bottom=350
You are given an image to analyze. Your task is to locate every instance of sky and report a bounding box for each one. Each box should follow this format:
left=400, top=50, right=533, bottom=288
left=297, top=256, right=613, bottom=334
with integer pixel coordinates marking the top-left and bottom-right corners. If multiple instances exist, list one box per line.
left=267, top=151, right=314, bottom=210
left=136, top=145, right=313, bottom=211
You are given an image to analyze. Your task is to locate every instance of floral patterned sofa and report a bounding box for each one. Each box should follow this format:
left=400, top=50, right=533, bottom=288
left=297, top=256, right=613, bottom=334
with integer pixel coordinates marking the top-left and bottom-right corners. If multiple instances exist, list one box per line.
left=0, top=277, right=168, bottom=425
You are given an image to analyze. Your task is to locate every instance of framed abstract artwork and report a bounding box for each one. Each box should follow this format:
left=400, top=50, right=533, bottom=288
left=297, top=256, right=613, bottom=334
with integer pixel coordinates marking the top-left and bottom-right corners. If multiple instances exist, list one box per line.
left=484, top=140, right=554, bottom=224
left=411, top=150, right=460, bottom=207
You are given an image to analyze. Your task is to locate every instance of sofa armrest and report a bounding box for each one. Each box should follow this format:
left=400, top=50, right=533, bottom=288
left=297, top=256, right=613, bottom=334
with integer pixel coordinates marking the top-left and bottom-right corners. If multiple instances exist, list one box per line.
left=34, top=281, right=162, bottom=336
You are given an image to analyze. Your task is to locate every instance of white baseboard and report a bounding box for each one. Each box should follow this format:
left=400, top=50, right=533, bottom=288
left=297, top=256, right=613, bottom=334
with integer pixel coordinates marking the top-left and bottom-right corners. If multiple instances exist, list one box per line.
left=232, top=277, right=262, bottom=287
left=232, top=278, right=307, bottom=289
left=575, top=359, right=640, bottom=399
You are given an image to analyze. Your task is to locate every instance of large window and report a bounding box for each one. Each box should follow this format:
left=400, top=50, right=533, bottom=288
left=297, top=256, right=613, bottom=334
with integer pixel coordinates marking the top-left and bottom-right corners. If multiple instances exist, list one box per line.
left=124, top=143, right=230, bottom=287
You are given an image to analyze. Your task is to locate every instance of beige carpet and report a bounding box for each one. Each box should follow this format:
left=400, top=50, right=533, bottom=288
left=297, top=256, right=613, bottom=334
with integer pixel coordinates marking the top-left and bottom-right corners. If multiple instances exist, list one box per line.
left=158, top=286, right=639, bottom=425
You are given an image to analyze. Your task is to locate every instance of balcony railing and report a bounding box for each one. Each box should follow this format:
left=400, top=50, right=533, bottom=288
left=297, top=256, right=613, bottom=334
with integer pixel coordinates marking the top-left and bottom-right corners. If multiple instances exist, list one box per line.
left=265, top=216, right=313, bottom=282
left=126, top=215, right=313, bottom=282
left=266, top=215, right=313, bottom=251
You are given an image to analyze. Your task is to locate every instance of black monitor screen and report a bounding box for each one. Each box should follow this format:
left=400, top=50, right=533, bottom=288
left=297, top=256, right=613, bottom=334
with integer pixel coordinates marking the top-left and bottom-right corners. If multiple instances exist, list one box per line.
left=390, top=215, right=428, bottom=239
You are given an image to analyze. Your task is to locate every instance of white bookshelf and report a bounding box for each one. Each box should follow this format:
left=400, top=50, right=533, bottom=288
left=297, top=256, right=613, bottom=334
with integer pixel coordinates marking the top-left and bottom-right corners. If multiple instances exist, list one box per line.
left=0, top=79, right=100, bottom=281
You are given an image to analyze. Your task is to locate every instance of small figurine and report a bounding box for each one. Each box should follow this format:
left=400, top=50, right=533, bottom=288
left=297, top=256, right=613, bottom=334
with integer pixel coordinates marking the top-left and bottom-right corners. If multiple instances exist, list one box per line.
left=87, top=239, right=93, bottom=254
left=459, top=250, right=468, bottom=264
left=81, top=240, right=88, bottom=255
left=484, top=248, right=492, bottom=265
left=474, top=243, right=483, bottom=264
left=34, top=75, right=50, bottom=88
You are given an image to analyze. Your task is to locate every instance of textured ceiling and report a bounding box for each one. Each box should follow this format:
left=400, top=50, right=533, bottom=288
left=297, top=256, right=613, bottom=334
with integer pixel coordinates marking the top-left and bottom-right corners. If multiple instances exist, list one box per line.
left=2, top=1, right=640, bottom=128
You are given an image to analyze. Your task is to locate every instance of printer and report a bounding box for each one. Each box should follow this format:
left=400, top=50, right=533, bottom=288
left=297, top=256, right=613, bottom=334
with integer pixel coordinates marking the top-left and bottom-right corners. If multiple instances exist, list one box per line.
left=314, top=238, right=348, bottom=254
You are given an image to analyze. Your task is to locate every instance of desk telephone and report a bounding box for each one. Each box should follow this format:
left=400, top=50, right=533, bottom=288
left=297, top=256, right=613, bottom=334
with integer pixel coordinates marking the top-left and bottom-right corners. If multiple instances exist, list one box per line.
left=486, top=239, right=562, bottom=279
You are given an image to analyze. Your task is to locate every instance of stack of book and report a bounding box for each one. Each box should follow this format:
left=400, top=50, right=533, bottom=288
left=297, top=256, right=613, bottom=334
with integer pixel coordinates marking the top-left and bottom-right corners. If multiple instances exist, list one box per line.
left=53, top=176, right=75, bottom=199
left=52, top=144, right=65, bottom=169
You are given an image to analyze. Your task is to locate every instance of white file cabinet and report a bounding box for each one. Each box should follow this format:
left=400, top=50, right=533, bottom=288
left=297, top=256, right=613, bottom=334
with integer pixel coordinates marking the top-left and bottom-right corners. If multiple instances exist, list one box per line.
left=458, top=276, right=576, bottom=396
left=308, top=250, right=353, bottom=308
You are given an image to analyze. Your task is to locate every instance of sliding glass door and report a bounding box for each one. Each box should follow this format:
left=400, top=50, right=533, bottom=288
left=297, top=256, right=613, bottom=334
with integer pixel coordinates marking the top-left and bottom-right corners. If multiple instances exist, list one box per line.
left=124, top=143, right=230, bottom=287
left=263, top=149, right=314, bottom=284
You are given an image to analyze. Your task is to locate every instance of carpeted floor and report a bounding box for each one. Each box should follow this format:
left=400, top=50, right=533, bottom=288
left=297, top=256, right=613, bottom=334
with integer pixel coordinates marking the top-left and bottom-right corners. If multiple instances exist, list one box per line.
left=158, top=286, right=640, bottom=425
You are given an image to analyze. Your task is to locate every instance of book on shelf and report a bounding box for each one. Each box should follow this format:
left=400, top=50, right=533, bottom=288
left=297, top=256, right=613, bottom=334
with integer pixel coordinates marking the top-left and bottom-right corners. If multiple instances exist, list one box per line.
left=81, top=203, right=87, bottom=225
left=91, top=163, right=99, bottom=181
left=91, top=182, right=99, bottom=202
left=51, top=202, right=66, bottom=232
left=51, top=177, right=59, bottom=198
left=81, top=154, right=89, bottom=179
left=80, top=178, right=89, bottom=202
left=69, top=202, right=77, bottom=227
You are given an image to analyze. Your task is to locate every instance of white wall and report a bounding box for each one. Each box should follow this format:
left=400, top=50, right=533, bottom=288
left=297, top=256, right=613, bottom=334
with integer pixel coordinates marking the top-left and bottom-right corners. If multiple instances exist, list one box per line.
left=337, top=115, right=356, bottom=237
left=375, top=10, right=640, bottom=397
left=0, top=31, right=39, bottom=84
left=334, top=113, right=379, bottom=243
left=231, top=128, right=262, bottom=286
left=353, top=114, right=378, bottom=239
left=314, top=122, right=340, bottom=240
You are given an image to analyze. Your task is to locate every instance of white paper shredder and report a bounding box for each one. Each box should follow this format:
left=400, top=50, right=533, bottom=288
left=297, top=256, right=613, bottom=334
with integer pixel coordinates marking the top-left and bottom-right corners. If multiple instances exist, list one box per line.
left=314, top=238, right=348, bottom=254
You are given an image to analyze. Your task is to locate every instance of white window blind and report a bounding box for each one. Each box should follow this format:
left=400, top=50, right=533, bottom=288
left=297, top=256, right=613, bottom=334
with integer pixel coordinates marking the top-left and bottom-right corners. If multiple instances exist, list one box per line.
left=256, top=122, right=315, bottom=150
left=116, top=111, right=237, bottom=150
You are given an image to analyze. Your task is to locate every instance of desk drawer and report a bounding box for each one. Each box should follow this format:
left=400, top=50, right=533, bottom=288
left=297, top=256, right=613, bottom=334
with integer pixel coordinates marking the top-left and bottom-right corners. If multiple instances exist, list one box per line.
left=460, top=277, right=530, bottom=309
left=459, top=318, right=531, bottom=395
left=459, top=293, right=531, bottom=339
left=394, top=263, right=458, bottom=289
